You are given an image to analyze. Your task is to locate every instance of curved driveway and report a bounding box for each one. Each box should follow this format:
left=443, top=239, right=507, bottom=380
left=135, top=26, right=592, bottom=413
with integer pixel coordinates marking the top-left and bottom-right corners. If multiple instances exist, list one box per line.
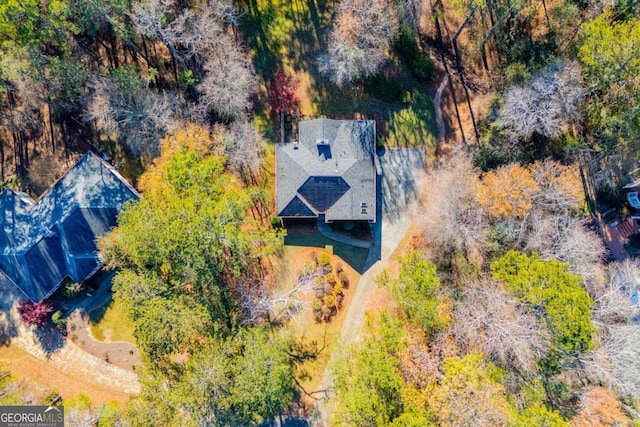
left=313, top=147, right=426, bottom=426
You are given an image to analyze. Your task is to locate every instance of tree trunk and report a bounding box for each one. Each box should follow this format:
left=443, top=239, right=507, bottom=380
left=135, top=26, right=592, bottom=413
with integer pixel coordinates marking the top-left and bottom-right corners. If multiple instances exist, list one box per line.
left=48, top=101, right=56, bottom=153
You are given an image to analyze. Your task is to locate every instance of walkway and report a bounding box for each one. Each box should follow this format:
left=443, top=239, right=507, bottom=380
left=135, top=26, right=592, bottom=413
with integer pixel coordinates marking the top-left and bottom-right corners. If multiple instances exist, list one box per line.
left=67, top=310, right=142, bottom=372
left=434, top=74, right=449, bottom=141
left=316, top=221, right=372, bottom=249
left=62, top=270, right=142, bottom=371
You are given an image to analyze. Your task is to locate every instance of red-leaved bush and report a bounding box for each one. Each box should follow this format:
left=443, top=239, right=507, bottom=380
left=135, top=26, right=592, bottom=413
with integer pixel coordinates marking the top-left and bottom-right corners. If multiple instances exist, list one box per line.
left=266, top=70, right=299, bottom=115
left=17, top=300, right=53, bottom=328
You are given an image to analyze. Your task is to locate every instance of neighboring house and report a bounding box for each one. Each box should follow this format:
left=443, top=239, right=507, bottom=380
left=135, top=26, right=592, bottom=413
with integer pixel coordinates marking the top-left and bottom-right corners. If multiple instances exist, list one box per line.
left=624, top=180, right=640, bottom=211
left=276, top=118, right=377, bottom=223
left=0, top=152, right=139, bottom=302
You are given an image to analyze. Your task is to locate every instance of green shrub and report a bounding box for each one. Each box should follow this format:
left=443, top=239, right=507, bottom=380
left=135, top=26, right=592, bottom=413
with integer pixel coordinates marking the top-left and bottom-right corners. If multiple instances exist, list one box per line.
left=52, top=310, right=66, bottom=326
left=271, top=216, right=283, bottom=229
left=363, top=75, right=403, bottom=102
left=409, top=56, right=435, bottom=80
left=395, top=28, right=421, bottom=61
left=317, top=252, right=331, bottom=266
left=312, top=298, right=323, bottom=310
left=325, top=294, right=337, bottom=309
left=178, top=69, right=197, bottom=87
left=334, top=282, right=343, bottom=296
left=394, top=29, right=434, bottom=80
left=326, top=274, right=337, bottom=286
left=62, top=282, right=82, bottom=298
left=401, top=90, right=413, bottom=104
left=502, top=62, right=531, bottom=85
left=314, top=288, right=325, bottom=299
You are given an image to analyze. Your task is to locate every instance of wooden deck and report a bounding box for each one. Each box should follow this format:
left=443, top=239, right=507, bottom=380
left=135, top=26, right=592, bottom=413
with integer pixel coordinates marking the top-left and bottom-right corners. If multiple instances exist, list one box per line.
left=595, top=212, right=640, bottom=261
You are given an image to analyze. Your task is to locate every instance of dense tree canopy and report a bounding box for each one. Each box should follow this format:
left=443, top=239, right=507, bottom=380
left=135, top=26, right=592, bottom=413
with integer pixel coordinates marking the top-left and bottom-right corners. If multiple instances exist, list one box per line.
left=579, top=13, right=640, bottom=152
left=491, top=251, right=594, bottom=355
left=389, top=251, right=446, bottom=335
left=332, top=313, right=435, bottom=427
left=124, top=327, right=296, bottom=426
left=428, top=354, right=512, bottom=427
left=100, top=125, right=283, bottom=354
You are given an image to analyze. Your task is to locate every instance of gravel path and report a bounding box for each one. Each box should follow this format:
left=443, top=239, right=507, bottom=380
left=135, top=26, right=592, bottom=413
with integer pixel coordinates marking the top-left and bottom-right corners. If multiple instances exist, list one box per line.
left=0, top=282, right=140, bottom=400
left=434, top=74, right=449, bottom=141
left=68, top=310, right=142, bottom=371
left=11, top=312, right=141, bottom=396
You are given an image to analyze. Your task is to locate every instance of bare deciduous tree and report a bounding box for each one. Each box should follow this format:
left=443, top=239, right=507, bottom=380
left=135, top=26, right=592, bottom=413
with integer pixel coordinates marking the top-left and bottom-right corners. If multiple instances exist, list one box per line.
left=593, top=260, right=640, bottom=325
left=225, top=120, right=262, bottom=174
left=131, top=0, right=186, bottom=67
left=132, top=0, right=256, bottom=118
left=84, top=75, right=176, bottom=158
left=421, top=152, right=489, bottom=259
left=320, top=0, right=399, bottom=84
left=194, top=46, right=257, bottom=119
left=583, top=325, right=640, bottom=399
left=524, top=212, right=607, bottom=289
left=499, top=60, right=584, bottom=141
left=234, top=265, right=325, bottom=325
left=581, top=260, right=640, bottom=399
left=452, top=280, right=551, bottom=374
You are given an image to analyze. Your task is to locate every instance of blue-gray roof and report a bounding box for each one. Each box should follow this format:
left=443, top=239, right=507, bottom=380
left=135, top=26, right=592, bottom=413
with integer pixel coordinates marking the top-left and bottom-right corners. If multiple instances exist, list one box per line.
left=0, top=152, right=139, bottom=302
left=276, top=119, right=377, bottom=222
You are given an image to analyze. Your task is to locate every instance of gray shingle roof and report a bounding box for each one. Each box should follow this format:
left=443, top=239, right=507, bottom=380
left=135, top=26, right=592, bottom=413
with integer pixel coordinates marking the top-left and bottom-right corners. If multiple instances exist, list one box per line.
left=0, top=152, right=139, bottom=302
left=276, top=119, right=376, bottom=222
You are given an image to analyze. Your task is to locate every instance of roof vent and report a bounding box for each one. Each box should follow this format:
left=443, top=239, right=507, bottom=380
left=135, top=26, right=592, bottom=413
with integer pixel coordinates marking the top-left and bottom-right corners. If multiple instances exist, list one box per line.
left=39, top=227, right=55, bottom=238
left=316, top=139, right=329, bottom=146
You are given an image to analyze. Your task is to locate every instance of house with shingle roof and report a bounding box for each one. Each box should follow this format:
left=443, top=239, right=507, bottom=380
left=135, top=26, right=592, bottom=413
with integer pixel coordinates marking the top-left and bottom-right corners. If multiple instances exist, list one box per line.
left=0, top=152, right=139, bottom=302
left=276, top=118, right=376, bottom=223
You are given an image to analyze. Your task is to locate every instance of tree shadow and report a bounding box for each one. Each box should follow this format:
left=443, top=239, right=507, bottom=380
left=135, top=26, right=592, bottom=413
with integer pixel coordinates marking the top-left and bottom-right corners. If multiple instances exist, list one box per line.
left=237, top=0, right=290, bottom=79
left=0, top=286, right=18, bottom=347
left=377, top=148, right=426, bottom=224
left=34, top=324, right=66, bottom=355
left=85, top=296, right=113, bottom=325
left=283, top=222, right=370, bottom=273
left=260, top=417, right=309, bottom=427
left=362, top=173, right=383, bottom=271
